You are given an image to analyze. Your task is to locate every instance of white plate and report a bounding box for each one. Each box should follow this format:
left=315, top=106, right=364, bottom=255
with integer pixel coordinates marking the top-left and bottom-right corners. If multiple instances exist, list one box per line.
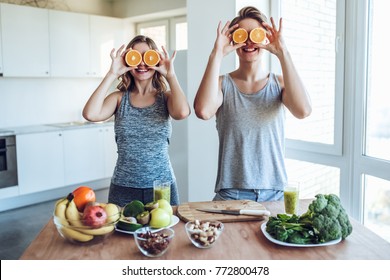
left=260, top=223, right=342, bottom=247
left=115, top=215, right=180, bottom=235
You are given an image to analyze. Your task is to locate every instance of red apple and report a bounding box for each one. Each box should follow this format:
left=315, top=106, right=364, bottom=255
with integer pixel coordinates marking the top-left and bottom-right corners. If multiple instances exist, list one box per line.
left=82, top=205, right=107, bottom=228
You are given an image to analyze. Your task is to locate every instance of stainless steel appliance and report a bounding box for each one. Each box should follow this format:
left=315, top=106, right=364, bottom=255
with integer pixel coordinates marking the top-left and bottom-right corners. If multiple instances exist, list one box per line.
left=0, top=135, right=18, bottom=188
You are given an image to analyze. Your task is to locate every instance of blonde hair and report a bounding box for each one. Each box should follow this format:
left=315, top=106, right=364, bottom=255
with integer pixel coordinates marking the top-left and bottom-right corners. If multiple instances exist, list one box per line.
left=229, top=6, right=268, bottom=28
left=117, top=35, right=167, bottom=93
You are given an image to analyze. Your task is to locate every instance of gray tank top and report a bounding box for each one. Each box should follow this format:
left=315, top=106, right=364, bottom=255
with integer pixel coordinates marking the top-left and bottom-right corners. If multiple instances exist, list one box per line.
left=111, top=91, right=174, bottom=188
left=215, top=73, right=287, bottom=192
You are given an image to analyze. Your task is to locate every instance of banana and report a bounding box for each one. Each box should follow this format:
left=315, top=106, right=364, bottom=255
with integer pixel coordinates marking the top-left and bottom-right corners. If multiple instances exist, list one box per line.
left=78, top=225, right=115, bottom=236
left=54, top=197, right=69, bottom=226
left=65, top=198, right=84, bottom=227
left=104, top=203, right=120, bottom=223
left=59, top=227, right=94, bottom=242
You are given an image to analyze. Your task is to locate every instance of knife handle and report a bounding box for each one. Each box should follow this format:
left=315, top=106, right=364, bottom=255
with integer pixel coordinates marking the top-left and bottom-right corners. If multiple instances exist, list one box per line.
left=239, top=209, right=271, bottom=216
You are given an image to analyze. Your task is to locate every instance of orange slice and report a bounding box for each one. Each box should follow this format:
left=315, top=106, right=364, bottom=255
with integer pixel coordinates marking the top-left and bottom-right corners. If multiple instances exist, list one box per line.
left=143, top=49, right=160, bottom=67
left=232, top=28, right=248, bottom=44
left=125, top=49, right=142, bottom=67
left=249, top=27, right=267, bottom=44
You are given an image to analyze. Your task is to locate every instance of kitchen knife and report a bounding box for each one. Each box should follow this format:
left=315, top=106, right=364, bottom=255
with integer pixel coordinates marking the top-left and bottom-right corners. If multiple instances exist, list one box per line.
left=196, top=208, right=271, bottom=217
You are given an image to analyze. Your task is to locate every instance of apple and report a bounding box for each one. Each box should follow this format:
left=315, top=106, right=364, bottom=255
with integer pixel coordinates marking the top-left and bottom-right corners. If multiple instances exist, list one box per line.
left=82, top=205, right=107, bottom=228
left=157, top=199, right=173, bottom=216
left=149, top=208, right=171, bottom=228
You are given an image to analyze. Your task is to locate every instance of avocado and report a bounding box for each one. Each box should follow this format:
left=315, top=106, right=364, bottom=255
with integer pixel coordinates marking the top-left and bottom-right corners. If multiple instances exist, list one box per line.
left=117, top=216, right=143, bottom=231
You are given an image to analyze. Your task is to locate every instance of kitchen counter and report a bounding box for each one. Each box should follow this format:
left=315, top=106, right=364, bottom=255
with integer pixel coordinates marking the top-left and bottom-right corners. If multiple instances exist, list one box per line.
left=19, top=199, right=390, bottom=260
left=0, top=120, right=114, bottom=137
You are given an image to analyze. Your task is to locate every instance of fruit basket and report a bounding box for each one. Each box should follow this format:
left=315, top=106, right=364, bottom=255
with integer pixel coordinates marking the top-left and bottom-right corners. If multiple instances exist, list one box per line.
left=53, top=195, right=120, bottom=245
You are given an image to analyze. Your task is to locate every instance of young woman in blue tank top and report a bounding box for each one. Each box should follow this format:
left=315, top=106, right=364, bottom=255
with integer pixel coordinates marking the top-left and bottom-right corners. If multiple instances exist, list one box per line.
left=194, top=6, right=312, bottom=202
left=83, top=35, right=190, bottom=207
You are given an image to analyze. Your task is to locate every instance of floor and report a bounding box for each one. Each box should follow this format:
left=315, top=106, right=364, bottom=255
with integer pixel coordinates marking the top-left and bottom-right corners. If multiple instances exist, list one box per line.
left=0, top=188, right=109, bottom=260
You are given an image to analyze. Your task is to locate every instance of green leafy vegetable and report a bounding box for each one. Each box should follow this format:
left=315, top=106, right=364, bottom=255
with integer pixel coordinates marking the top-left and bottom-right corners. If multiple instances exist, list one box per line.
left=266, top=194, right=353, bottom=244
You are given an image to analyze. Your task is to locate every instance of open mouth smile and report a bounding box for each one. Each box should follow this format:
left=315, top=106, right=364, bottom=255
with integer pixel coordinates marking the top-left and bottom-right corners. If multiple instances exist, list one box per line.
left=242, top=47, right=258, bottom=53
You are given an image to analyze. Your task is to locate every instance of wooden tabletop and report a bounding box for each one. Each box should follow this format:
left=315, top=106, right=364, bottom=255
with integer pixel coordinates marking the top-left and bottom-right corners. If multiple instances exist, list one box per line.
left=20, top=199, right=390, bottom=260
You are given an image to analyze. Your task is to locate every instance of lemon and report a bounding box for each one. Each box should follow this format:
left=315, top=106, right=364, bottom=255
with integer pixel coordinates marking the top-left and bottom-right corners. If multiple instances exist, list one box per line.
left=122, top=200, right=144, bottom=217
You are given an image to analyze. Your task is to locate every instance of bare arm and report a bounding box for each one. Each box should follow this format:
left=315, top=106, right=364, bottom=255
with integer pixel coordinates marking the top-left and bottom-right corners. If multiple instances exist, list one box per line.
left=262, top=18, right=312, bottom=119
left=194, top=21, right=243, bottom=120
left=154, top=46, right=190, bottom=120
left=83, top=45, right=132, bottom=122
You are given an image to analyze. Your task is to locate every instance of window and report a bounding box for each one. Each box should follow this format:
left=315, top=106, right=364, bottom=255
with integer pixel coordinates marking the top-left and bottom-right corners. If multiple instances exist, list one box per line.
left=365, top=0, right=390, bottom=162
left=137, top=20, right=168, bottom=50
left=359, top=0, right=390, bottom=242
left=285, top=159, right=340, bottom=198
left=363, top=175, right=390, bottom=242
left=278, top=0, right=343, bottom=154
left=136, top=17, right=187, bottom=51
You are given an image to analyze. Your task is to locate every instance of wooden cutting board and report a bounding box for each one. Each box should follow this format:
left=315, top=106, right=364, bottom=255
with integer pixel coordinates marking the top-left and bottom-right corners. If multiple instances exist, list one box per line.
left=177, top=200, right=268, bottom=223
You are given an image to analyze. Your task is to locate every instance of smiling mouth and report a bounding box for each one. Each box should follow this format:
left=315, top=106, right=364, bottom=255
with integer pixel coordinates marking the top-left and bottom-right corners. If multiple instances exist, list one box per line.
left=242, top=47, right=258, bottom=53
left=135, top=68, right=150, bottom=73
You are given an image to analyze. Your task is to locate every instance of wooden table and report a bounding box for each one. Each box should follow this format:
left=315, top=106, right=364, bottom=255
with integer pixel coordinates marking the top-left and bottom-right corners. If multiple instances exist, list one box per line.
left=20, top=200, right=390, bottom=260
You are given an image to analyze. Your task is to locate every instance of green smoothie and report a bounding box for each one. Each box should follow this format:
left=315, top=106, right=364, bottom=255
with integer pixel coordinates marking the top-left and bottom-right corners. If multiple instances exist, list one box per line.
left=284, top=188, right=299, bottom=214
left=154, top=186, right=171, bottom=202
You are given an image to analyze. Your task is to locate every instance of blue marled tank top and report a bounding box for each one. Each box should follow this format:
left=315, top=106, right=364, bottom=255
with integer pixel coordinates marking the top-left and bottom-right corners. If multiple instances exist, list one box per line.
left=111, top=91, right=174, bottom=188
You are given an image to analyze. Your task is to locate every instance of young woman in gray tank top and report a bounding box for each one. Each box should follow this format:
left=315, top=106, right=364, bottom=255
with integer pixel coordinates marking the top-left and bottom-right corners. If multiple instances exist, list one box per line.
left=83, top=35, right=190, bottom=207
left=194, top=6, right=312, bottom=202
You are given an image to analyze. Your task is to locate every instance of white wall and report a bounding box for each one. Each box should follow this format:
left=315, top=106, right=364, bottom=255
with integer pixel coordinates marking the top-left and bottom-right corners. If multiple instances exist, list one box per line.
left=187, top=0, right=236, bottom=202
left=0, top=78, right=101, bottom=127
left=0, top=0, right=113, bottom=16
left=112, top=0, right=186, bottom=19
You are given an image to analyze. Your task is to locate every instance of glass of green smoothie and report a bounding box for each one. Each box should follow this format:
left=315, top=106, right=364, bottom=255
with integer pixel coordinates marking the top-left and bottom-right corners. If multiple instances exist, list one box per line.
left=284, top=182, right=300, bottom=215
left=153, top=180, right=171, bottom=203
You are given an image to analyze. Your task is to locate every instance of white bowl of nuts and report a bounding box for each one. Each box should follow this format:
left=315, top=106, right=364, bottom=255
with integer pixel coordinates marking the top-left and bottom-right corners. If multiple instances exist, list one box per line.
left=134, top=227, right=174, bottom=257
left=185, top=220, right=224, bottom=249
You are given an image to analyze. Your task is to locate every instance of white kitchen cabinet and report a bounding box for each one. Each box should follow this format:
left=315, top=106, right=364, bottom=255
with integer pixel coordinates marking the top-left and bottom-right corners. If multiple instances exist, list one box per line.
left=49, top=10, right=90, bottom=77
left=16, top=132, right=65, bottom=195
left=49, top=11, right=124, bottom=78
left=62, top=127, right=105, bottom=185
left=90, top=15, right=124, bottom=77
left=0, top=3, right=50, bottom=77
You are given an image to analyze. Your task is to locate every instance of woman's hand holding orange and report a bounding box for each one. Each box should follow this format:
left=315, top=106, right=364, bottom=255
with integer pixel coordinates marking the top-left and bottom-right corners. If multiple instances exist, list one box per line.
left=261, top=17, right=288, bottom=58
left=108, top=45, right=134, bottom=77
left=152, top=46, right=176, bottom=79
left=213, top=21, right=244, bottom=57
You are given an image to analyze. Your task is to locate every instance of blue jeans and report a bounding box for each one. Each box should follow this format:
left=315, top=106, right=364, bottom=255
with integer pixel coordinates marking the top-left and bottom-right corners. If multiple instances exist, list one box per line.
left=213, top=189, right=284, bottom=202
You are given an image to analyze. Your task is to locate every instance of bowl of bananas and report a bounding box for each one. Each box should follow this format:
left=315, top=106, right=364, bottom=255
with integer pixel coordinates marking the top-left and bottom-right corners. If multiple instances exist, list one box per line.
left=53, top=193, right=121, bottom=245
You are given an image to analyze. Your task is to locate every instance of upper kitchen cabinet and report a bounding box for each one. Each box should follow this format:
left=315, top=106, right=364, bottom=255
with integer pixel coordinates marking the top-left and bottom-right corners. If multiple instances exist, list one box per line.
left=90, top=15, right=124, bottom=77
left=49, top=10, right=90, bottom=77
left=0, top=3, right=50, bottom=77
left=49, top=10, right=124, bottom=78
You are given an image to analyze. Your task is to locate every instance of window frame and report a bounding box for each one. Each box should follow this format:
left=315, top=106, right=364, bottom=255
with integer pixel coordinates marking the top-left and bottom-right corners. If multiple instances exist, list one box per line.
left=136, top=16, right=187, bottom=51
left=271, top=0, right=345, bottom=156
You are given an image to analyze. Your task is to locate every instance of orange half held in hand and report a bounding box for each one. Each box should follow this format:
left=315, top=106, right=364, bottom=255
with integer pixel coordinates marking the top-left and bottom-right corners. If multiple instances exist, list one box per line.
left=249, top=27, right=267, bottom=44
left=125, top=49, right=142, bottom=67
left=143, top=49, right=160, bottom=67
left=232, top=28, right=248, bottom=44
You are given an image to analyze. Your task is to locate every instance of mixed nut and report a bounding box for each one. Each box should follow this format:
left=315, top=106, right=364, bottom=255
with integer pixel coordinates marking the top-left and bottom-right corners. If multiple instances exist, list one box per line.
left=136, top=231, right=171, bottom=256
left=186, top=220, right=223, bottom=248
